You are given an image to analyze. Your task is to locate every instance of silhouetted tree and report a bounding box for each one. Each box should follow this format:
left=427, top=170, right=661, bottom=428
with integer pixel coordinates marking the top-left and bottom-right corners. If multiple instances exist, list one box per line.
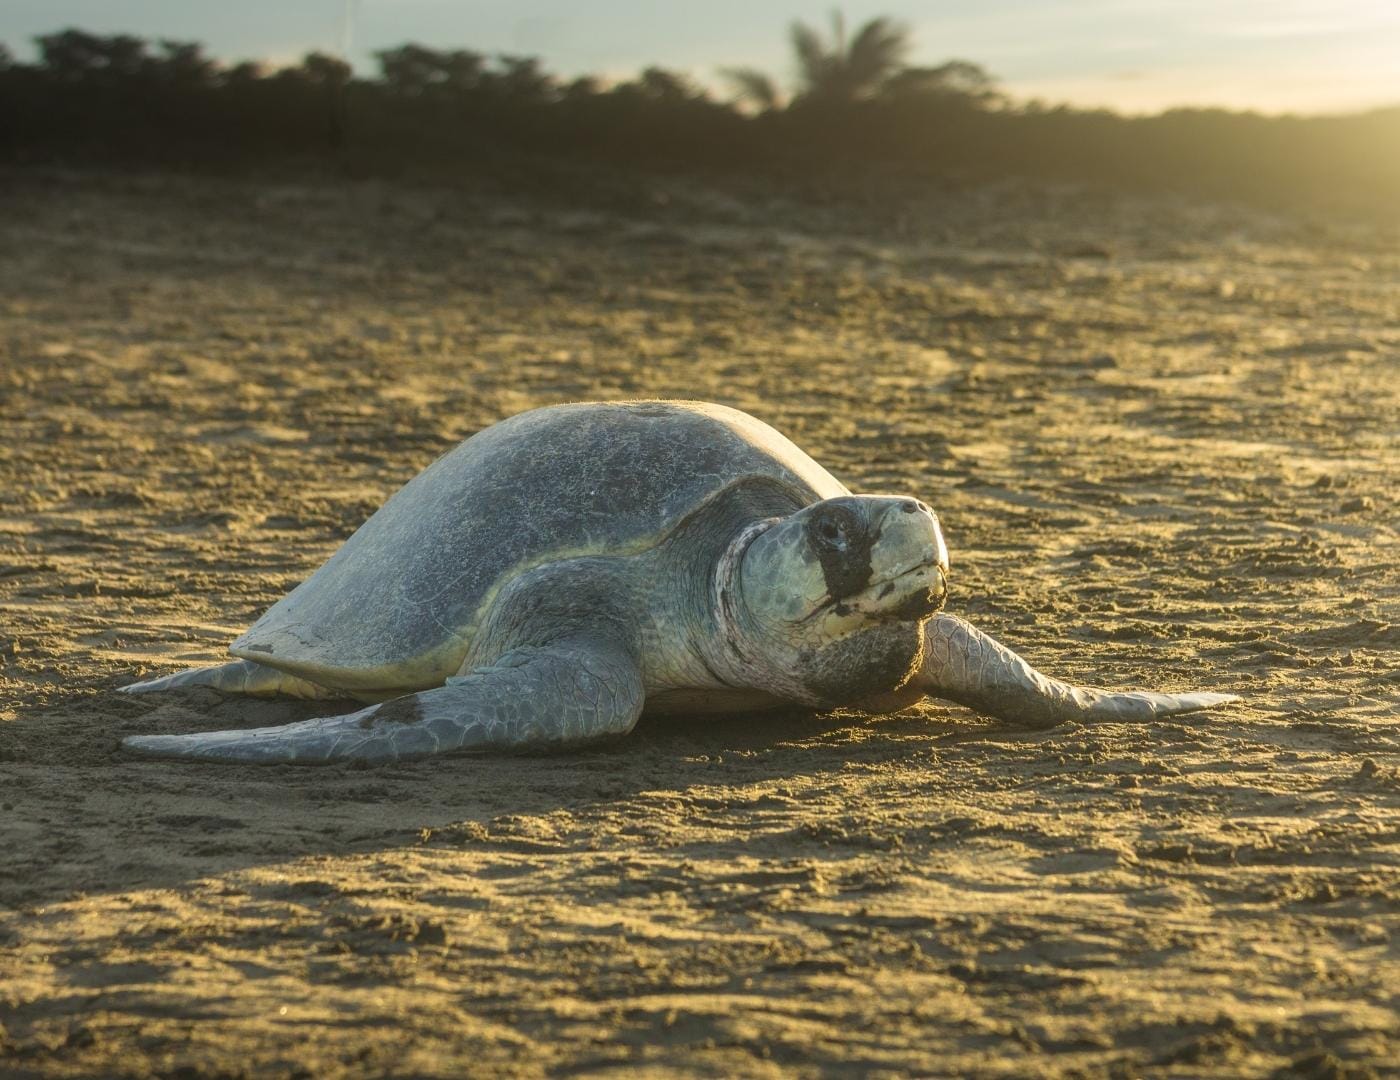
left=489, top=55, right=555, bottom=102
left=376, top=45, right=484, bottom=97
left=290, top=52, right=350, bottom=88
left=790, top=12, right=910, bottom=103
left=622, top=67, right=706, bottom=103
left=150, top=40, right=218, bottom=85
left=37, top=29, right=151, bottom=82
left=720, top=66, right=783, bottom=112
left=724, top=12, right=925, bottom=111
left=563, top=75, right=603, bottom=100
left=883, top=60, right=1002, bottom=106
left=1, top=22, right=1395, bottom=219
left=224, top=60, right=266, bottom=85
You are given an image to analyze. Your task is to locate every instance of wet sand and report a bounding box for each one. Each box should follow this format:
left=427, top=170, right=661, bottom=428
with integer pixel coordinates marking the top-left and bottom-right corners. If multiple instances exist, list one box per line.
left=0, top=170, right=1396, bottom=1078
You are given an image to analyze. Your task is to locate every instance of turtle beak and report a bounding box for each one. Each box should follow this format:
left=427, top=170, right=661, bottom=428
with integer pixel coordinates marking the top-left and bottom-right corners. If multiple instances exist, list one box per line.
left=879, top=499, right=948, bottom=616
left=922, top=505, right=950, bottom=578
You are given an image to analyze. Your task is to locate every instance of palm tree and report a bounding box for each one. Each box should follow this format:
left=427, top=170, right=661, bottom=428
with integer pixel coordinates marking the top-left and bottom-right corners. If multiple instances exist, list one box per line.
left=790, top=11, right=910, bottom=103
left=722, top=11, right=911, bottom=111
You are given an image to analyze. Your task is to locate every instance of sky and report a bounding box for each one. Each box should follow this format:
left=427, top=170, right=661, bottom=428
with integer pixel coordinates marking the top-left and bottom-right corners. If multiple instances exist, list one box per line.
left=3, top=0, right=1398, bottom=116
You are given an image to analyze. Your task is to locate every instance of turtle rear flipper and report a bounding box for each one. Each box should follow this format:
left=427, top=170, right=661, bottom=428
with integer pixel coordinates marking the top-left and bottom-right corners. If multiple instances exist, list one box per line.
left=120, top=659, right=341, bottom=700
left=119, top=635, right=644, bottom=764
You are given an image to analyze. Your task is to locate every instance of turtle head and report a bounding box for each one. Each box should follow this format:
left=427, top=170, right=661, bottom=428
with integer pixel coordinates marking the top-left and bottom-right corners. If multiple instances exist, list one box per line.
left=725, top=496, right=949, bottom=707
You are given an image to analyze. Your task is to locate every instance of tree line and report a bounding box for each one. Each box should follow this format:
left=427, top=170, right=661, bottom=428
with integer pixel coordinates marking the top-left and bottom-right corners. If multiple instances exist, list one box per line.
left=1, top=21, right=1396, bottom=219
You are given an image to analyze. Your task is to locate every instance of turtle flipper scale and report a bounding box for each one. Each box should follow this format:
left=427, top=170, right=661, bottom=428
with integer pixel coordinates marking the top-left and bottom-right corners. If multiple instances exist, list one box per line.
left=916, top=613, right=1239, bottom=728
left=120, top=636, right=644, bottom=764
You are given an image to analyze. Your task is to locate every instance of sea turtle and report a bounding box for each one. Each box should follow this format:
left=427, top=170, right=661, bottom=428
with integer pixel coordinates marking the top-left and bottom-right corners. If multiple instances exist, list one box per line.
left=120, top=400, right=1236, bottom=764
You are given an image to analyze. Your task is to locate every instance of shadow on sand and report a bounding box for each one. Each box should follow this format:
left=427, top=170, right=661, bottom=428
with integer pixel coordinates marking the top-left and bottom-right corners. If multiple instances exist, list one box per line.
left=0, top=680, right=1010, bottom=910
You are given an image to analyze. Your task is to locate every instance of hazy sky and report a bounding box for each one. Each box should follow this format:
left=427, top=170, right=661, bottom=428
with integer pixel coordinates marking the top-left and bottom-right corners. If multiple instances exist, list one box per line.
left=4, top=1, right=1398, bottom=115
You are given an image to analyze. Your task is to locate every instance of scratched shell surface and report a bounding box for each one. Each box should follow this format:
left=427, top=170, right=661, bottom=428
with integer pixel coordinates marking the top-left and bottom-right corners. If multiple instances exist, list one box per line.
left=230, top=400, right=847, bottom=690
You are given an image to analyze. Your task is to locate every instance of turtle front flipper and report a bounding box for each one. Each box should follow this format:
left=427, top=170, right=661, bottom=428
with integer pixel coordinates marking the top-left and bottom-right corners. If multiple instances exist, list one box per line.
left=913, top=613, right=1238, bottom=728
left=120, top=636, right=644, bottom=764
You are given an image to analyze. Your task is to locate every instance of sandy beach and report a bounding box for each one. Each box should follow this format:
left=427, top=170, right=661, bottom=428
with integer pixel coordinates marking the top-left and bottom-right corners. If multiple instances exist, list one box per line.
left=0, top=169, right=1396, bottom=1078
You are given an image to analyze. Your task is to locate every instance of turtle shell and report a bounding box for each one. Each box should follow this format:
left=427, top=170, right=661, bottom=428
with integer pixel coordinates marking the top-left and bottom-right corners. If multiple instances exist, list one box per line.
left=230, top=401, right=847, bottom=691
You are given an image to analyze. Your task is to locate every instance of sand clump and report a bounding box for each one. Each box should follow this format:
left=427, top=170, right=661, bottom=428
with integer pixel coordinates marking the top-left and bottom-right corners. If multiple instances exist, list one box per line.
left=0, top=170, right=1396, bottom=1078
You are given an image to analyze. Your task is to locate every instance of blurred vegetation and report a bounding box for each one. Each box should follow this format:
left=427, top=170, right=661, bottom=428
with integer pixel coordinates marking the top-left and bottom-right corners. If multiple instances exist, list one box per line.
left=1, top=24, right=1397, bottom=219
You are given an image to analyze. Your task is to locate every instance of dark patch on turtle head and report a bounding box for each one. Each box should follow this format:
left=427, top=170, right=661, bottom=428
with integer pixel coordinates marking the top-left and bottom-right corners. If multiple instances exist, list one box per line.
left=361, top=695, right=424, bottom=728
left=806, top=501, right=877, bottom=603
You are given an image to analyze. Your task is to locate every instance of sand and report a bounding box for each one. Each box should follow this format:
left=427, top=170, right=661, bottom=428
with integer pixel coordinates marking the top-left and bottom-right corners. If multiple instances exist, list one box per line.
left=0, top=169, right=1396, bottom=1078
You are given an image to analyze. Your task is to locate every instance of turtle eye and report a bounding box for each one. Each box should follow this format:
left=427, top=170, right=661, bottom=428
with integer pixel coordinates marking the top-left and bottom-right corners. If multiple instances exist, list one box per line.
left=815, top=515, right=847, bottom=547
